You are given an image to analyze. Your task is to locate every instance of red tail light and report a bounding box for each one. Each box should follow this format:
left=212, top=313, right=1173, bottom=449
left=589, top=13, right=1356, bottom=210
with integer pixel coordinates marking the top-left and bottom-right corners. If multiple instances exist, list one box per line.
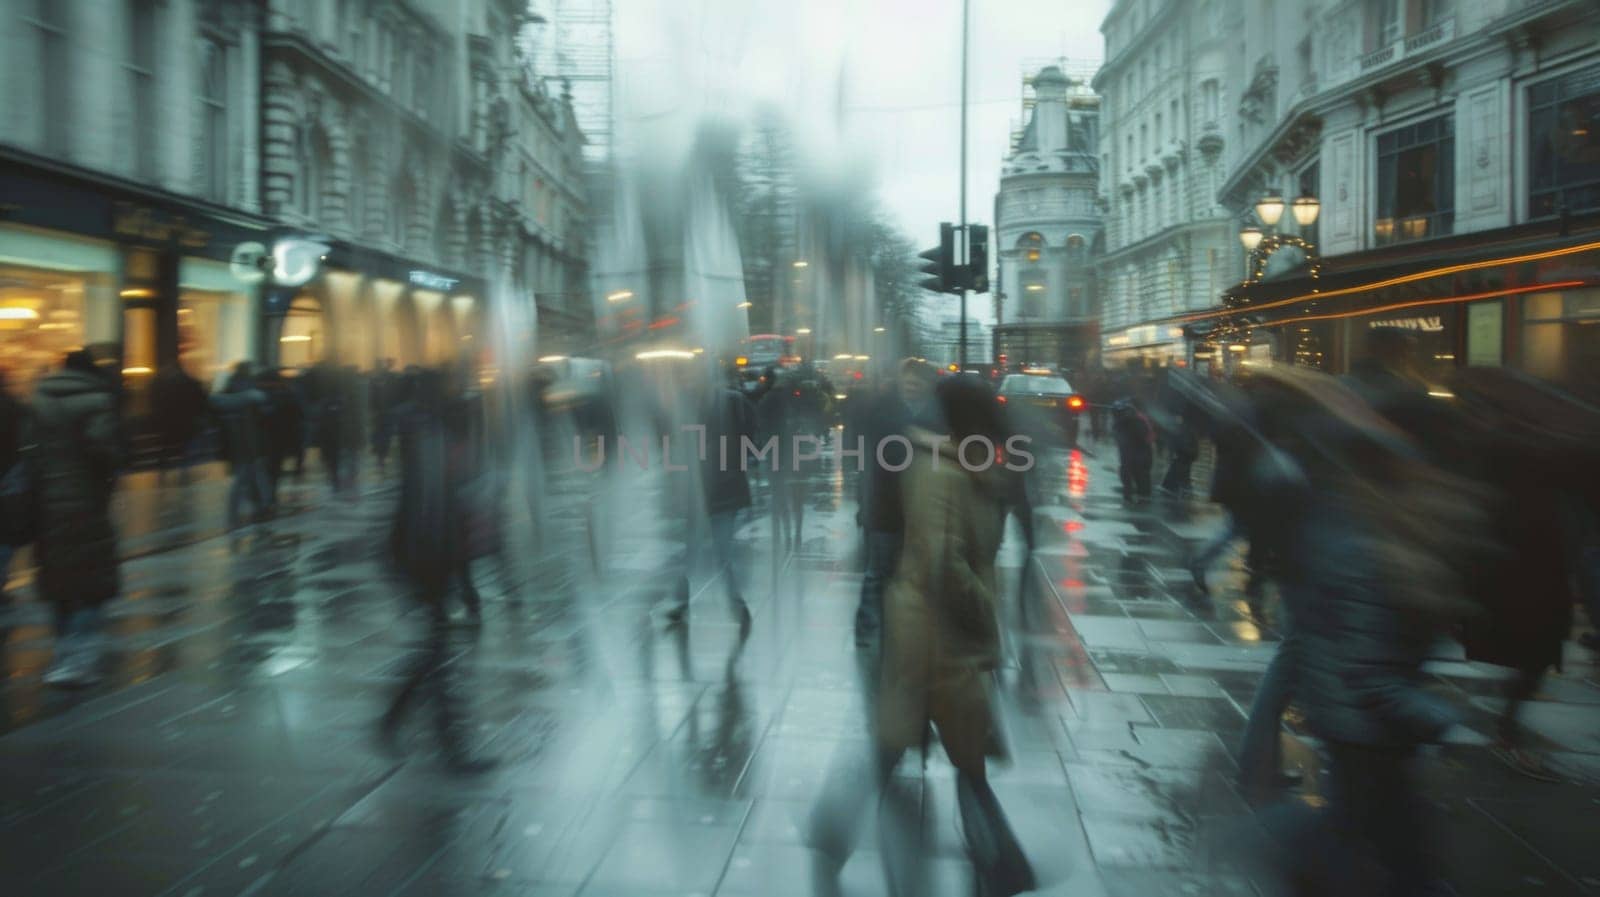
left=1066, top=395, right=1086, bottom=411
left=996, top=395, right=1008, bottom=404
left=853, top=371, right=863, bottom=380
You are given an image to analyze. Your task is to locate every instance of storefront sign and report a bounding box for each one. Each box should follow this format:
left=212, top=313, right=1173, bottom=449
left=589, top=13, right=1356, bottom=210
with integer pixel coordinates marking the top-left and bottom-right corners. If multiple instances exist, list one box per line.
left=409, top=270, right=459, bottom=291
left=112, top=202, right=210, bottom=250
left=1369, top=315, right=1443, bottom=332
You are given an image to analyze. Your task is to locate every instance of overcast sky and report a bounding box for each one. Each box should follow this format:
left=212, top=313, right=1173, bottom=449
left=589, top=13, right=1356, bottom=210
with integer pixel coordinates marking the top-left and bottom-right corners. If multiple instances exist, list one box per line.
left=612, top=0, right=1110, bottom=320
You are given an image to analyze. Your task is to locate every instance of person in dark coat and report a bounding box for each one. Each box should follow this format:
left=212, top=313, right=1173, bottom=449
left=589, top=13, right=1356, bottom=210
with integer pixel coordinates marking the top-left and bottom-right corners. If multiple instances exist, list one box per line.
left=0, top=370, right=24, bottom=595
left=756, top=369, right=826, bottom=554
left=379, top=368, right=490, bottom=773
left=668, top=375, right=756, bottom=628
left=33, top=351, right=121, bottom=687
left=369, top=358, right=399, bottom=473
left=1110, top=398, right=1154, bottom=504
left=150, top=364, right=207, bottom=480
left=254, top=368, right=303, bottom=508
left=852, top=358, right=940, bottom=649
left=212, top=362, right=272, bottom=527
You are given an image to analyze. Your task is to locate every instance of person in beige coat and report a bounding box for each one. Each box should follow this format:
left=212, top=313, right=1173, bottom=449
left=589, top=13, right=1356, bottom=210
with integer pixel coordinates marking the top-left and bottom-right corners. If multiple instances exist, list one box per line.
left=818, top=374, right=1035, bottom=897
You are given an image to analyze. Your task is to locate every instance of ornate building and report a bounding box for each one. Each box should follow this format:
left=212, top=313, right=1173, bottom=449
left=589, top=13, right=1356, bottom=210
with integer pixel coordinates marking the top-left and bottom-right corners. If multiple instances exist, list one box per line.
left=992, top=66, right=1104, bottom=372
left=1093, top=0, right=1246, bottom=369
left=0, top=0, right=270, bottom=413
left=258, top=0, right=588, bottom=367
left=1212, top=0, right=1600, bottom=389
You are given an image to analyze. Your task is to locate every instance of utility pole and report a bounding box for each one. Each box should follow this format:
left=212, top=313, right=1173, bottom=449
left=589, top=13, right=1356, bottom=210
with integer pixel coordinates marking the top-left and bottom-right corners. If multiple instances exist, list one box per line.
left=958, top=0, right=970, bottom=368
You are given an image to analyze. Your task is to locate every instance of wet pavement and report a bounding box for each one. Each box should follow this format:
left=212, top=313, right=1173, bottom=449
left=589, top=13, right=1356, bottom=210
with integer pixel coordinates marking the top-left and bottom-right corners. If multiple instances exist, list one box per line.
left=1, top=442, right=1597, bottom=896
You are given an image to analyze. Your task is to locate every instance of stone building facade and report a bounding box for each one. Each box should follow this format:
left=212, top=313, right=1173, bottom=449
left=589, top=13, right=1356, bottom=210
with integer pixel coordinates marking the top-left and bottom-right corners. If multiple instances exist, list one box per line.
left=993, top=66, right=1104, bottom=372
left=1094, top=0, right=1247, bottom=368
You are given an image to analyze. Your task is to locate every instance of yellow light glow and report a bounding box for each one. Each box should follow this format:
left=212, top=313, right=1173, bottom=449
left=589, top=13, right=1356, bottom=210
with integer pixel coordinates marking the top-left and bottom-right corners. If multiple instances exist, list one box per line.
left=834, top=393, right=847, bottom=400
left=0, top=308, right=41, bottom=321
left=280, top=335, right=312, bottom=343
left=122, top=366, right=153, bottom=375
left=119, top=288, right=155, bottom=299
left=834, top=353, right=853, bottom=360
left=635, top=349, right=696, bottom=361
left=792, top=260, right=809, bottom=268
left=796, top=328, right=811, bottom=335
left=873, top=326, right=886, bottom=333
left=538, top=355, right=568, bottom=363
left=606, top=290, right=634, bottom=302
left=734, top=355, right=749, bottom=366
left=854, top=355, right=869, bottom=361
left=737, top=301, right=753, bottom=309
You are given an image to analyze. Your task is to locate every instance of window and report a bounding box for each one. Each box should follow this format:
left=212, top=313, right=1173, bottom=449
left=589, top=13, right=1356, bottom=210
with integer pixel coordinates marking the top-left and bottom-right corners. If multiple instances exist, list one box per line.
left=1170, top=98, right=1180, bottom=138
left=198, top=42, right=228, bottom=201
left=127, top=1, right=159, bottom=180
left=1375, top=114, right=1454, bottom=244
left=391, top=175, right=412, bottom=248
left=29, top=0, right=70, bottom=154
left=346, top=0, right=364, bottom=71
left=1528, top=66, right=1600, bottom=219
left=1373, top=0, right=1401, bottom=47
left=1125, top=134, right=1134, bottom=170
left=1422, top=0, right=1454, bottom=28
left=1139, top=123, right=1147, bottom=161
left=1203, top=79, right=1222, bottom=122
left=348, top=137, right=368, bottom=235
left=1155, top=112, right=1163, bottom=146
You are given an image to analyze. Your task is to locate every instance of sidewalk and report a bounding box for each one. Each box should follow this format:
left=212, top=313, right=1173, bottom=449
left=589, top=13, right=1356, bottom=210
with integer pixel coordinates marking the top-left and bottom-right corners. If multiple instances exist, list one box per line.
left=0, top=441, right=1594, bottom=896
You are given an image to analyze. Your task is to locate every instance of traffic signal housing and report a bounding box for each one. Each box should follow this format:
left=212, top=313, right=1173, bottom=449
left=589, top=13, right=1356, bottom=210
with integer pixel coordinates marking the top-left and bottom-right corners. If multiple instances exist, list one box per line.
left=918, top=222, right=956, bottom=294
left=967, top=224, right=989, bottom=293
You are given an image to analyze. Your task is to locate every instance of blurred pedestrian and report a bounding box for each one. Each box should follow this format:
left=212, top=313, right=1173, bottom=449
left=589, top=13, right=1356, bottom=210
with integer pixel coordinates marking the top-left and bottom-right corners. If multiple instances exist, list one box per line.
left=668, top=368, right=756, bottom=628
left=853, top=358, right=939, bottom=649
left=150, top=363, right=207, bottom=481
left=757, top=368, right=827, bottom=554
left=255, top=367, right=303, bottom=508
left=1111, top=398, right=1154, bottom=504
left=0, top=370, right=25, bottom=598
left=212, top=362, right=273, bottom=527
left=370, top=358, right=399, bottom=474
left=380, top=368, right=492, bottom=773
left=815, top=375, right=1034, bottom=897
left=33, top=351, right=122, bottom=687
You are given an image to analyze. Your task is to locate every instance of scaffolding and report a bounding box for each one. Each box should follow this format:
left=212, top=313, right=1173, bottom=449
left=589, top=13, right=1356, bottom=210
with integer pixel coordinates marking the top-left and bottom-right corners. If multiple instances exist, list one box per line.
left=547, top=0, right=614, bottom=166
left=1009, top=57, right=1102, bottom=154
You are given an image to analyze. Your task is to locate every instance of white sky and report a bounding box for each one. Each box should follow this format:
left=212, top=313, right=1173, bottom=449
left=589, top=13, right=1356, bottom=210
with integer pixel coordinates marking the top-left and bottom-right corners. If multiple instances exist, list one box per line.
left=613, top=0, right=1110, bottom=321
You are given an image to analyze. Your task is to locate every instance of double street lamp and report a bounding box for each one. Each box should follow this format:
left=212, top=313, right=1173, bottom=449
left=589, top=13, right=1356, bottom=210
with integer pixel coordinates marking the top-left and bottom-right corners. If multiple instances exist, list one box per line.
left=1238, top=192, right=1321, bottom=251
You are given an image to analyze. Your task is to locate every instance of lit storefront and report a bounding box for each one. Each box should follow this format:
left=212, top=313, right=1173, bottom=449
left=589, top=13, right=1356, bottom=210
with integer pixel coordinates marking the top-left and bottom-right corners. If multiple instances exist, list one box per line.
left=1186, top=214, right=1600, bottom=391
left=1100, top=323, right=1189, bottom=370
left=0, top=154, right=271, bottom=410
left=259, top=242, right=485, bottom=373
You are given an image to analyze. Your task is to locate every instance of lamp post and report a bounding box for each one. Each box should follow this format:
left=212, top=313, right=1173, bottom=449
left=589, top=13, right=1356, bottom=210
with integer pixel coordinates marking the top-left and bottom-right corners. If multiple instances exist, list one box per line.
left=1227, top=193, right=1321, bottom=362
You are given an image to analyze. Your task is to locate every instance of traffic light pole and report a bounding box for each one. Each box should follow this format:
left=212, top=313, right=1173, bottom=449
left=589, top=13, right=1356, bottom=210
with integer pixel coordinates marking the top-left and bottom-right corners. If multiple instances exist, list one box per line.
left=958, top=0, right=970, bottom=369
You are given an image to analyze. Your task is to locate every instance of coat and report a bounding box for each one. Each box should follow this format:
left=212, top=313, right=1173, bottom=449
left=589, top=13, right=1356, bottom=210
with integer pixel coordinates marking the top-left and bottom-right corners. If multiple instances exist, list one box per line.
left=390, top=405, right=463, bottom=596
left=32, top=367, right=121, bottom=606
left=1282, top=495, right=1460, bottom=749
left=878, top=430, right=1010, bottom=770
left=211, top=386, right=269, bottom=469
left=701, top=387, right=755, bottom=515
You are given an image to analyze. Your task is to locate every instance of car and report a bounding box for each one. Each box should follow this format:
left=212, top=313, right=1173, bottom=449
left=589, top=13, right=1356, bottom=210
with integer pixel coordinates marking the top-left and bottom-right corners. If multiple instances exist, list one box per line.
left=996, top=372, right=1085, bottom=446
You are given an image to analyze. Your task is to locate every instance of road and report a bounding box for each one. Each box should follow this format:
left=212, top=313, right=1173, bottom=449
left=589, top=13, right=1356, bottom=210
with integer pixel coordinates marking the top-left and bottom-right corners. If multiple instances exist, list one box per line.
left=1, top=440, right=1597, bottom=896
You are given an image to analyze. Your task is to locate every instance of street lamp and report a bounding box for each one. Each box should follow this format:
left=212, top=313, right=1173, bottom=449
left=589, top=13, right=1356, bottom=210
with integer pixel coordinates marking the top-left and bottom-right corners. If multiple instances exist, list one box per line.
left=1238, top=226, right=1264, bottom=251
left=1292, top=195, right=1321, bottom=227
left=796, top=327, right=812, bottom=335
left=873, top=326, right=886, bottom=333
left=736, top=301, right=752, bottom=309
left=792, top=260, right=809, bottom=269
left=1254, top=193, right=1285, bottom=227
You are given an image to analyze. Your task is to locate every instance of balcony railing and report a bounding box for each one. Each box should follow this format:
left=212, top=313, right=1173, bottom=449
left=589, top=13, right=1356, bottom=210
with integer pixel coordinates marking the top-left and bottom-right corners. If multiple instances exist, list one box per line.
left=1360, top=16, right=1456, bottom=73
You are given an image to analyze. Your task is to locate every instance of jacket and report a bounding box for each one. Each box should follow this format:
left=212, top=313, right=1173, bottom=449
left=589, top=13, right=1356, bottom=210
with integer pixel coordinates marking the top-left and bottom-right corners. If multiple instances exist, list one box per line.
left=32, top=367, right=121, bottom=604
left=1283, top=496, right=1459, bottom=748
left=390, top=405, right=463, bottom=596
left=878, top=430, right=1011, bottom=766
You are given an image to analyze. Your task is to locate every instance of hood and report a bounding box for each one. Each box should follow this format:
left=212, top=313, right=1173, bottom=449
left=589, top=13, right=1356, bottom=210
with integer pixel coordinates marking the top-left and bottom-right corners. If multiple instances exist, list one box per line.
left=907, top=425, right=1014, bottom=496
left=34, top=367, right=116, bottom=422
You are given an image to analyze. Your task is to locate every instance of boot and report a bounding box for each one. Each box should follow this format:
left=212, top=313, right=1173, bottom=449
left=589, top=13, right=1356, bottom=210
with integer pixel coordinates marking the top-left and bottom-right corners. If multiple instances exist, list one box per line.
left=957, top=772, right=1035, bottom=897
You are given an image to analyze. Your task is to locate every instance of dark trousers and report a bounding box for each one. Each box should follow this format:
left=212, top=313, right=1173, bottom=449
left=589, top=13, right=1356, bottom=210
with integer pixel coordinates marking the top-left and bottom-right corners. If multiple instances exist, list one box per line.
left=856, top=529, right=901, bottom=643
left=383, top=599, right=461, bottom=748
left=1119, top=451, right=1152, bottom=501
left=1161, top=451, right=1196, bottom=494
left=1325, top=742, right=1435, bottom=897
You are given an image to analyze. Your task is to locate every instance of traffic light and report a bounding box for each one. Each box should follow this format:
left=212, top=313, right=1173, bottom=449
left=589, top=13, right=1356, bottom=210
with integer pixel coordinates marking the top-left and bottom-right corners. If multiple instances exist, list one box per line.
left=966, top=224, right=989, bottom=293
left=918, top=222, right=956, bottom=294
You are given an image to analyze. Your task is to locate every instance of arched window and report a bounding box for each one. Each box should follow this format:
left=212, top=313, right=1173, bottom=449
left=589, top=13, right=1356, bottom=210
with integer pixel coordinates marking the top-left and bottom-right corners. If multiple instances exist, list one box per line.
left=296, top=123, right=334, bottom=223
left=1015, top=232, right=1045, bottom=262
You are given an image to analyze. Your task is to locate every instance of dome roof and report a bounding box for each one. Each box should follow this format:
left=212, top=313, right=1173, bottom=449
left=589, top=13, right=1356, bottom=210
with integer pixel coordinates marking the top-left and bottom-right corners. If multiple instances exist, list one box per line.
left=1033, top=66, right=1070, bottom=86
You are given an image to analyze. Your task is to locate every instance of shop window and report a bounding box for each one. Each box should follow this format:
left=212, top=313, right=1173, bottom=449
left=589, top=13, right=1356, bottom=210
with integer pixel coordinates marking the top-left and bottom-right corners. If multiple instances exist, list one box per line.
left=1465, top=299, right=1502, bottom=367
left=1522, top=289, right=1600, bottom=388
left=1528, top=66, right=1600, bottom=219
left=179, top=290, right=244, bottom=382
left=0, top=264, right=103, bottom=396
left=280, top=295, right=325, bottom=369
left=1374, top=114, right=1454, bottom=245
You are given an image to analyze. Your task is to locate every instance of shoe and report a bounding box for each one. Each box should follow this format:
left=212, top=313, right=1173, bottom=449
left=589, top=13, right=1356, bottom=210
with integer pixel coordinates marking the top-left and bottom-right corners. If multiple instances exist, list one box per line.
left=1490, top=744, right=1563, bottom=783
